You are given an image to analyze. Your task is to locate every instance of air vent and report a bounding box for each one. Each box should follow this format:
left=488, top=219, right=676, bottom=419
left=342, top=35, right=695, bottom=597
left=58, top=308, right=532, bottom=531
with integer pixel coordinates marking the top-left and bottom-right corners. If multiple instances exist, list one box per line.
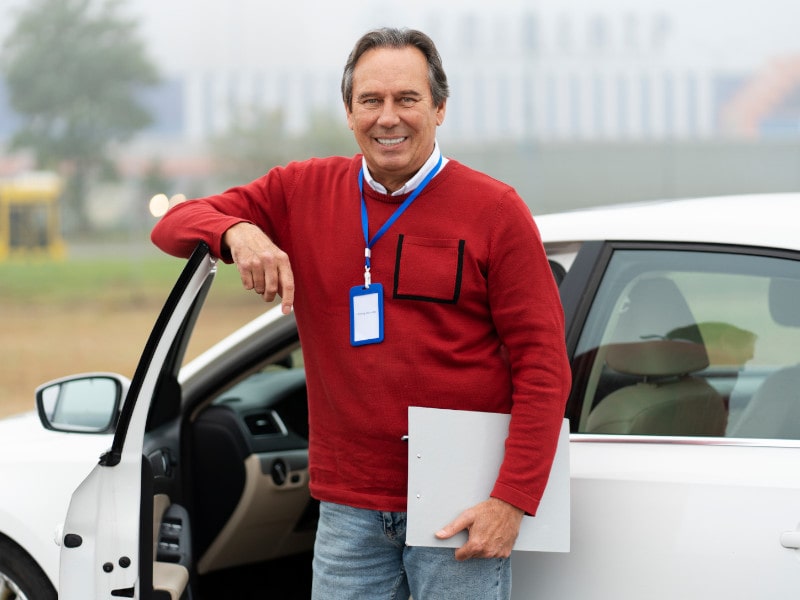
left=244, top=411, right=283, bottom=436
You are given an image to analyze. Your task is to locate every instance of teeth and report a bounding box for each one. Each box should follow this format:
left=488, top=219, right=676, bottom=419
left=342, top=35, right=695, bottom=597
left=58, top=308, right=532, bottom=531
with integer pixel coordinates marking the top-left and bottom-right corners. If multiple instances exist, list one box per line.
left=377, top=137, right=406, bottom=146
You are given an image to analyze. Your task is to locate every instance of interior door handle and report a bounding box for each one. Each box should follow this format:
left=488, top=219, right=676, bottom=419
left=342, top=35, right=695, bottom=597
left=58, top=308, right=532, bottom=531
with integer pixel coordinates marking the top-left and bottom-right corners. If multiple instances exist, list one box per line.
left=780, top=531, right=800, bottom=549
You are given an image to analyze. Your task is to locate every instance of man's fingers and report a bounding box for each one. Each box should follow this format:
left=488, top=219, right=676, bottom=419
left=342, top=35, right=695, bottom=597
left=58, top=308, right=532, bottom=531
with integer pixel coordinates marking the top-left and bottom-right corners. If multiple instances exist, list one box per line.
left=437, top=499, right=523, bottom=561
left=436, top=511, right=473, bottom=541
left=235, top=258, right=266, bottom=294
left=278, top=265, right=295, bottom=314
left=226, top=223, right=295, bottom=308
left=243, top=265, right=266, bottom=294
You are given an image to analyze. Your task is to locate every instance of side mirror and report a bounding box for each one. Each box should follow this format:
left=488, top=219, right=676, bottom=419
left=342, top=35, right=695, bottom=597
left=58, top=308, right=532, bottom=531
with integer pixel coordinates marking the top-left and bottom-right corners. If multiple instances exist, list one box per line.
left=36, top=373, right=130, bottom=434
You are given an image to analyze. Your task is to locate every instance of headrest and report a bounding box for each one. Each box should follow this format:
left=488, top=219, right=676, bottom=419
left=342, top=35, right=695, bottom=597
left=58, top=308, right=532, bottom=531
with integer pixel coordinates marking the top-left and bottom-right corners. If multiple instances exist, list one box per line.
left=605, top=340, right=709, bottom=377
left=613, top=277, right=698, bottom=343
left=769, top=278, right=800, bottom=327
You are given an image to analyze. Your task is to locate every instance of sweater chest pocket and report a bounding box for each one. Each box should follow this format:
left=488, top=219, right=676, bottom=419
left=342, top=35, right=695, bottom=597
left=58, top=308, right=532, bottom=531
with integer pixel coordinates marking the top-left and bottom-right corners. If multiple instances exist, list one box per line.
left=393, top=234, right=465, bottom=303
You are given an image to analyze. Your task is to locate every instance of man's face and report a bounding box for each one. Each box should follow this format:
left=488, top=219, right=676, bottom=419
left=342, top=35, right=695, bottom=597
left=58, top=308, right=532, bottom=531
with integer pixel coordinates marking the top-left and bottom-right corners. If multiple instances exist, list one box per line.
left=346, top=46, right=446, bottom=193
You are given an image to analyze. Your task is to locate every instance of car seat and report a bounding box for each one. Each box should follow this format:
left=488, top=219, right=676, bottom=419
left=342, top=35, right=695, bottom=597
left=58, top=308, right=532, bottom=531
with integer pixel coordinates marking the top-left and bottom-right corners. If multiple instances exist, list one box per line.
left=727, top=277, right=800, bottom=439
left=586, top=276, right=727, bottom=436
left=586, top=339, right=727, bottom=435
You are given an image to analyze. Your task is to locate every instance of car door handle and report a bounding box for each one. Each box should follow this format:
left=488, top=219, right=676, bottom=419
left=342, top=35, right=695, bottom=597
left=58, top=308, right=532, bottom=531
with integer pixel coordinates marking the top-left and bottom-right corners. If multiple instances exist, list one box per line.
left=780, top=531, right=800, bottom=549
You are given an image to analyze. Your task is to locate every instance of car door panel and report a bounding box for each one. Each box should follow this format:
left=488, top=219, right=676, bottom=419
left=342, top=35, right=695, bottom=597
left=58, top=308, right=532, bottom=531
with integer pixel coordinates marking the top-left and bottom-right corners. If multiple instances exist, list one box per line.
left=519, top=241, right=800, bottom=599
left=58, top=243, right=217, bottom=599
left=514, top=441, right=800, bottom=599
left=153, top=501, right=191, bottom=600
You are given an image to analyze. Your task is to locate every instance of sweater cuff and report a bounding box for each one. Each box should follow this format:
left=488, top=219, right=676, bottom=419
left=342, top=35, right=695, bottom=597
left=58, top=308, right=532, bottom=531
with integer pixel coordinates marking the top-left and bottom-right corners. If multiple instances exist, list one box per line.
left=490, top=481, right=540, bottom=516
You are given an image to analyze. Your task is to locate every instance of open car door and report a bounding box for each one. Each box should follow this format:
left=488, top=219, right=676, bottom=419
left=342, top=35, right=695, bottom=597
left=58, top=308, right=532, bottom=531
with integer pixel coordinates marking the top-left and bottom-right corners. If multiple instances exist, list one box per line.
left=57, top=243, right=216, bottom=599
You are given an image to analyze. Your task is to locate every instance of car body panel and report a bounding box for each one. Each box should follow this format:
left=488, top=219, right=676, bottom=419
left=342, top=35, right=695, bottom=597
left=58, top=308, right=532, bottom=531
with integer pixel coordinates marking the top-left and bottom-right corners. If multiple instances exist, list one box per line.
left=0, top=411, right=112, bottom=587
left=513, top=441, right=800, bottom=598
left=536, top=194, right=800, bottom=251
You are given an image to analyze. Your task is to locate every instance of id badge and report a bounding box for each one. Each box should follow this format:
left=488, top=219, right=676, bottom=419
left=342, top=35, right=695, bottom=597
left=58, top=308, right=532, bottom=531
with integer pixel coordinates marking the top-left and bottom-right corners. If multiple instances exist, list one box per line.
left=350, top=283, right=384, bottom=346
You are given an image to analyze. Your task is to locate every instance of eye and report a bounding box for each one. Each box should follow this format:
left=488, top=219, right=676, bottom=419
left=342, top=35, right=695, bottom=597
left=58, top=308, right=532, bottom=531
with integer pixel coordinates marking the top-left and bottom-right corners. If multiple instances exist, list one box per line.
left=399, top=97, right=419, bottom=107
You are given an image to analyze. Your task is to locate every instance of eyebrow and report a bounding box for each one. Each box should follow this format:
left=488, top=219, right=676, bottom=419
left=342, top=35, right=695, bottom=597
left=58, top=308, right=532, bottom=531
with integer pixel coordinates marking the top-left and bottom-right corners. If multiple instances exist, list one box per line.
left=356, top=90, right=424, bottom=101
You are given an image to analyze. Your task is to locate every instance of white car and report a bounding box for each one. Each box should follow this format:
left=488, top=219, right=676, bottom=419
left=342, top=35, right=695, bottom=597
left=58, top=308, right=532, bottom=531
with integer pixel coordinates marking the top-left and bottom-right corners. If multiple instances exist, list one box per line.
left=3, top=193, right=800, bottom=599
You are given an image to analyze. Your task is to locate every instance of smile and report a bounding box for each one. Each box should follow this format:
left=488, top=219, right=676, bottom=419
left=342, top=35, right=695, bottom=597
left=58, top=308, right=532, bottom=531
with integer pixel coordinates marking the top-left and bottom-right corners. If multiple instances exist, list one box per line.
left=376, top=137, right=407, bottom=146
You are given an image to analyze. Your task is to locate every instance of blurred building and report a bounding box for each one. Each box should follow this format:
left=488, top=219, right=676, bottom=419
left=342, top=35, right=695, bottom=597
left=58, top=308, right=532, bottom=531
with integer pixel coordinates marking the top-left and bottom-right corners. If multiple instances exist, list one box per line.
left=121, top=9, right=798, bottom=144
left=1, top=8, right=799, bottom=147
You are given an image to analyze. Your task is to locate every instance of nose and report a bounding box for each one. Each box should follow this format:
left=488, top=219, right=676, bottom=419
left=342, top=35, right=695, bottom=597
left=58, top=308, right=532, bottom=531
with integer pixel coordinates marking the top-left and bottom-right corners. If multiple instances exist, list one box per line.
left=377, top=100, right=401, bottom=127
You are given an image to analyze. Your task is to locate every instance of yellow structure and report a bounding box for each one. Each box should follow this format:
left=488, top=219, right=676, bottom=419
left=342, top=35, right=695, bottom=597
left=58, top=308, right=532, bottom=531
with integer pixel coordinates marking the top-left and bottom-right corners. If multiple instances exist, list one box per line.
left=0, top=172, right=66, bottom=261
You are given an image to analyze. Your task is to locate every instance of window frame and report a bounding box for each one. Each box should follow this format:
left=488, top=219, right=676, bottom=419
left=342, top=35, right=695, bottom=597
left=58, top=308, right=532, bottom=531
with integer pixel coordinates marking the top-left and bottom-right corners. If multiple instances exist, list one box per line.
left=563, top=240, right=800, bottom=448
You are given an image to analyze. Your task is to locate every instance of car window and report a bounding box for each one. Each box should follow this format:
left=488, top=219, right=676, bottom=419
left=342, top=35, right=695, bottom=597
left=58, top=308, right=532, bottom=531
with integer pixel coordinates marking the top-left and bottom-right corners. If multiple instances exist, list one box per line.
left=572, top=248, right=800, bottom=440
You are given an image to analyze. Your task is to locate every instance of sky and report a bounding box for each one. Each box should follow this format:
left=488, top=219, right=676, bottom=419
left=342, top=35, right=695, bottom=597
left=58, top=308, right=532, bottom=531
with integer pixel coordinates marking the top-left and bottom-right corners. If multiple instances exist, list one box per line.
left=1, top=0, right=799, bottom=76
left=132, top=0, right=800, bottom=72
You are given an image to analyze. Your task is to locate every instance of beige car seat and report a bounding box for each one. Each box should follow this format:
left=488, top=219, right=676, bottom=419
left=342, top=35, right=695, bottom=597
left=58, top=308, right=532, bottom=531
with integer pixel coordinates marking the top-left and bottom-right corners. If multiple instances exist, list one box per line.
left=586, top=339, right=727, bottom=436
left=587, top=276, right=727, bottom=436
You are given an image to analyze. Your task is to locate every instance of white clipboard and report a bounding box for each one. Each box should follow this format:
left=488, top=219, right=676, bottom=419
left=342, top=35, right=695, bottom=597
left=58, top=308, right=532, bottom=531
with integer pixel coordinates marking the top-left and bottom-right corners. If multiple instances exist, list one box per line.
left=406, top=408, right=570, bottom=552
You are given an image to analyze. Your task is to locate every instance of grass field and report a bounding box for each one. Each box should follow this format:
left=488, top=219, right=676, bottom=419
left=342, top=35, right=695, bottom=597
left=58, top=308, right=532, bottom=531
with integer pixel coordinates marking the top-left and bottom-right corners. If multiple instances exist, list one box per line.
left=0, top=252, right=271, bottom=418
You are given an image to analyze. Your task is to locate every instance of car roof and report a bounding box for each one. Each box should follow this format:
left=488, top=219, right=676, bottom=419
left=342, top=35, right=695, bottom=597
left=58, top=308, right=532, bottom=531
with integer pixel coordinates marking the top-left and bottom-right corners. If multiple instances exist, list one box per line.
left=535, top=193, right=800, bottom=252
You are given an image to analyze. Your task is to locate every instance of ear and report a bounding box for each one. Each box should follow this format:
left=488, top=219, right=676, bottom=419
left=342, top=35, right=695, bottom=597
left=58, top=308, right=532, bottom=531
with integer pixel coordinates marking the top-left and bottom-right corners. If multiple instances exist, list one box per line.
left=435, top=99, right=447, bottom=126
left=345, top=102, right=355, bottom=131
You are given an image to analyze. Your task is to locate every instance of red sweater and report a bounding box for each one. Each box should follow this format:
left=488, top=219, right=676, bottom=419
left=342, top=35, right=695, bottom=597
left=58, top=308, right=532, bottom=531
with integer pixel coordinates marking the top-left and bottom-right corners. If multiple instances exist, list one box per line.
left=151, top=155, right=570, bottom=515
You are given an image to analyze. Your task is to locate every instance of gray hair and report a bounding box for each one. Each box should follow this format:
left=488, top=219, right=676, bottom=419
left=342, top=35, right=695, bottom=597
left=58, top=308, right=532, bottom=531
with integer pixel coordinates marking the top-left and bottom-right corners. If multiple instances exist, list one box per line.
left=341, top=27, right=450, bottom=110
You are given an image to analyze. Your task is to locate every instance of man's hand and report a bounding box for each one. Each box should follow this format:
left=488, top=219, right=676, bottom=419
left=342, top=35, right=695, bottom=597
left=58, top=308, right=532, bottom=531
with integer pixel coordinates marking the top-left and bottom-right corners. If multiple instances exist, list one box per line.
left=435, top=498, right=524, bottom=561
left=223, top=222, right=295, bottom=314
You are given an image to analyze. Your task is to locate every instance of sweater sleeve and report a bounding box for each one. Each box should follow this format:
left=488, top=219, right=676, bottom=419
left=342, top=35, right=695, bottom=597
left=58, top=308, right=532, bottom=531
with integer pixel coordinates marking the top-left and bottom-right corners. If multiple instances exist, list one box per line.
left=150, top=165, right=295, bottom=262
left=487, top=191, right=571, bottom=516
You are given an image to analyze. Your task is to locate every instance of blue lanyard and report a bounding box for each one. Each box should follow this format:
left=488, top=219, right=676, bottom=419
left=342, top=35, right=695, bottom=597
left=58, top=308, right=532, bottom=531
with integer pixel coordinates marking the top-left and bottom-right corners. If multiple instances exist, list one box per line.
left=358, top=155, right=443, bottom=287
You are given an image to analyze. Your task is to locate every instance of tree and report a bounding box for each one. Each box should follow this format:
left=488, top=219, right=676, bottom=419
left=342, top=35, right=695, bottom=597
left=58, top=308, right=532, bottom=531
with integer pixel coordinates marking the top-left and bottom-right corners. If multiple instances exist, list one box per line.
left=1, top=0, right=159, bottom=231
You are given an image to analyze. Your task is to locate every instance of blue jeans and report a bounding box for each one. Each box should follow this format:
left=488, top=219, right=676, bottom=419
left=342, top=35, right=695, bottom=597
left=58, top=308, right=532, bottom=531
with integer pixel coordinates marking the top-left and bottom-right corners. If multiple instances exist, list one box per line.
left=311, top=501, right=511, bottom=600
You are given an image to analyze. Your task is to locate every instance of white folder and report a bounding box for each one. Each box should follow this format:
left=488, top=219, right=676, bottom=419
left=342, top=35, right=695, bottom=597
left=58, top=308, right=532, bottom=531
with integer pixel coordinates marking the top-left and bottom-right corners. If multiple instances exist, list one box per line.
left=406, top=408, right=570, bottom=552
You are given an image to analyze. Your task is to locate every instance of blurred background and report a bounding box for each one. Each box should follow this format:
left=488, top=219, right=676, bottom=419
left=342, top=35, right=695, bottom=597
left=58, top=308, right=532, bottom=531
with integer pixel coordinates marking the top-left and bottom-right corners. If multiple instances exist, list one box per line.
left=1, top=0, right=799, bottom=415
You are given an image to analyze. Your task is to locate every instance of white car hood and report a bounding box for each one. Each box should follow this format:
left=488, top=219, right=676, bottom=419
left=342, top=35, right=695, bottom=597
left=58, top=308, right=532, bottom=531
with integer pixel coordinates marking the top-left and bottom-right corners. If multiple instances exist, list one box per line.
left=0, top=410, right=114, bottom=589
left=0, top=410, right=112, bottom=459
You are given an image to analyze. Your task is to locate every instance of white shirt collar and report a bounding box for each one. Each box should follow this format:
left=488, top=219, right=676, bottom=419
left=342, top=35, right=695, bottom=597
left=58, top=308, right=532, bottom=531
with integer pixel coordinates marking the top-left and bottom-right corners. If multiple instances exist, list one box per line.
left=362, top=141, right=448, bottom=196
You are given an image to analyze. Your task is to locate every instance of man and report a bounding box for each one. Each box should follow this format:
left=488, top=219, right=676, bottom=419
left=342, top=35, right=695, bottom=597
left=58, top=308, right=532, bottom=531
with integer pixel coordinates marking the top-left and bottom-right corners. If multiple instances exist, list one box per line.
left=152, top=27, right=570, bottom=600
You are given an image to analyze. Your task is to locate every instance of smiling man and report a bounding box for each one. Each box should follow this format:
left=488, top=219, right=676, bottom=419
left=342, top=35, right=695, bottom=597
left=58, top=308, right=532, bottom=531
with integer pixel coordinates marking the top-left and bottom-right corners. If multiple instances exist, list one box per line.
left=152, top=27, right=570, bottom=600
left=345, top=42, right=445, bottom=193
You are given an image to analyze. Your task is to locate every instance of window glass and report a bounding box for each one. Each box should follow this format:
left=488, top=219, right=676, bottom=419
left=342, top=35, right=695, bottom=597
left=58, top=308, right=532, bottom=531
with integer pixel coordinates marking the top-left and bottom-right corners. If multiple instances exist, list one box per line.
left=573, top=249, right=800, bottom=440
